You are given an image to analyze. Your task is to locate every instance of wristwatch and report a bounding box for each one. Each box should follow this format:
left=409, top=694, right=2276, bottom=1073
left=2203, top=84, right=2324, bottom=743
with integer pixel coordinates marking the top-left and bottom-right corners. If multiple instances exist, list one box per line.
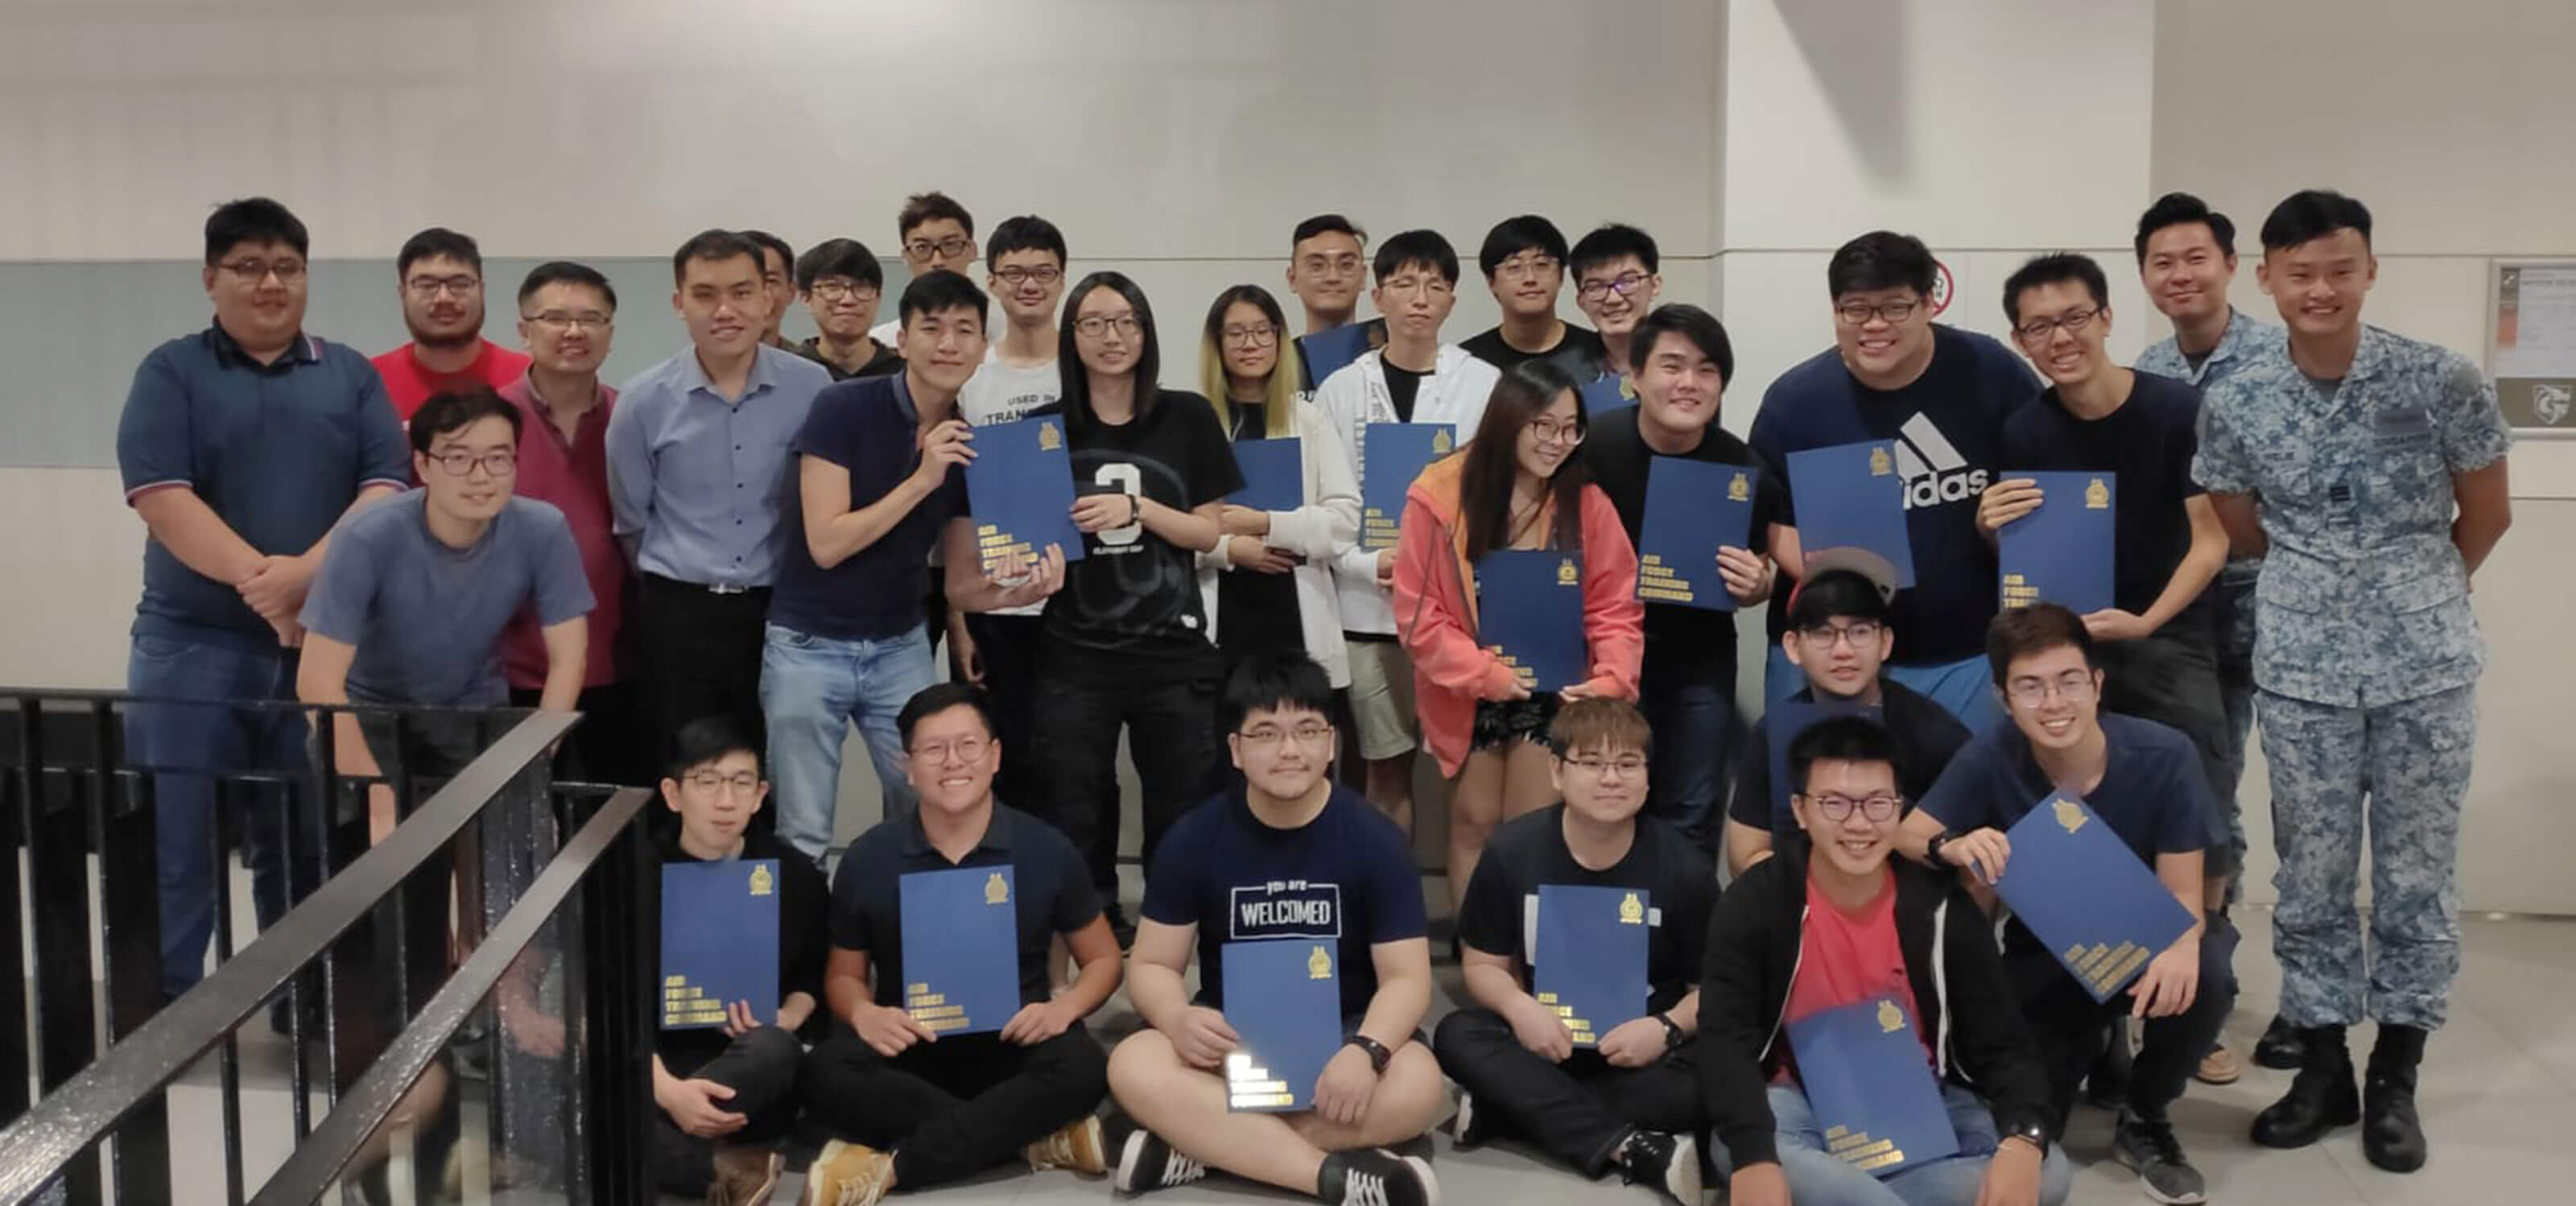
left=1922, top=829, right=1955, bottom=868
left=2000, top=1117, right=2049, bottom=1156
left=1344, top=1034, right=1393, bottom=1075
left=1650, top=1010, right=1686, bottom=1047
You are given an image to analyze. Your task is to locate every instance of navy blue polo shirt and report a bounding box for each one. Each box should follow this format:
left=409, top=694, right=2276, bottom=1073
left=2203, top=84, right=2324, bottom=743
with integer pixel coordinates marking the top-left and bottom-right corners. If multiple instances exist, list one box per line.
left=827, top=803, right=1100, bottom=1010
left=117, top=324, right=411, bottom=643
left=769, top=372, right=967, bottom=641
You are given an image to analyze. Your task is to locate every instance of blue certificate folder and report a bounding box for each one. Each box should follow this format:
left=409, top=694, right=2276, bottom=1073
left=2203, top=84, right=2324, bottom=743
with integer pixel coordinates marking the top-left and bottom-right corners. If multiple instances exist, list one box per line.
left=1994, top=795, right=2197, bottom=1003
left=1761, top=700, right=1883, bottom=828
left=1221, top=940, right=1342, bottom=1112
left=660, top=860, right=779, bottom=1030
left=1997, top=471, right=2116, bottom=614
left=1579, top=374, right=1634, bottom=415
left=1785, top=995, right=1959, bottom=1178
left=1637, top=457, right=1757, bottom=612
left=962, top=416, right=1085, bottom=575
left=1785, top=440, right=1915, bottom=588
left=1475, top=549, right=1587, bottom=692
left=1359, top=423, right=1455, bottom=551
left=1229, top=438, right=1303, bottom=513
left=898, top=867, right=1022, bottom=1035
left=1298, top=324, right=1375, bottom=390
left=1533, top=885, right=1651, bottom=1048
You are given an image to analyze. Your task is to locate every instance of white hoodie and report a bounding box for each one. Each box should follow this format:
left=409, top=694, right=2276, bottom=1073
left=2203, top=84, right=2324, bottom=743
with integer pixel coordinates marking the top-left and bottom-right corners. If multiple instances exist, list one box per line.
left=1310, top=345, right=1502, bottom=634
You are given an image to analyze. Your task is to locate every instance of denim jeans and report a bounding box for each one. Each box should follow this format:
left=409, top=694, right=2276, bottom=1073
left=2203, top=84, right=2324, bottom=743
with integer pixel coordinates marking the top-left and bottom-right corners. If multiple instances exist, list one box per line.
left=759, top=622, right=936, bottom=861
left=126, top=620, right=316, bottom=997
left=1714, top=1081, right=2073, bottom=1206
left=1765, top=645, right=2004, bottom=733
left=1637, top=658, right=1734, bottom=851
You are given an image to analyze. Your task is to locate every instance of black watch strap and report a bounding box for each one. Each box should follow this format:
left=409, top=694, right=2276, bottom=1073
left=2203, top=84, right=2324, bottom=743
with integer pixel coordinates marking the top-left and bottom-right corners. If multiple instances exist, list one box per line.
left=1923, top=830, right=1952, bottom=867
left=1344, top=1034, right=1393, bottom=1075
left=1652, top=1010, right=1686, bottom=1045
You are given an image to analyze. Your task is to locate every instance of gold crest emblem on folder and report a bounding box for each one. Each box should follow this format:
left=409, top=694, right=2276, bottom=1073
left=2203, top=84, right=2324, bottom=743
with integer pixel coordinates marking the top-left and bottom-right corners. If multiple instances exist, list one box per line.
left=2054, top=797, right=2087, bottom=835
left=1728, top=472, right=1750, bottom=502
left=1307, top=944, right=1333, bottom=980
left=748, top=864, right=774, bottom=897
left=1868, top=445, right=1893, bottom=477
left=1877, top=998, right=1905, bottom=1034
left=1432, top=429, right=1454, bottom=454
left=1038, top=421, right=1063, bottom=451
left=1556, top=557, right=1579, bottom=586
left=2085, top=477, right=2110, bottom=510
left=984, top=871, right=1010, bottom=905
left=1619, top=892, right=1645, bottom=925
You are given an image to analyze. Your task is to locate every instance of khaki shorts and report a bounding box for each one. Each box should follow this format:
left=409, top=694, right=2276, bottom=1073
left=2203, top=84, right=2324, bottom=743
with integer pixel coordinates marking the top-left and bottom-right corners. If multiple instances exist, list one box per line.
left=1344, top=636, right=1418, bottom=761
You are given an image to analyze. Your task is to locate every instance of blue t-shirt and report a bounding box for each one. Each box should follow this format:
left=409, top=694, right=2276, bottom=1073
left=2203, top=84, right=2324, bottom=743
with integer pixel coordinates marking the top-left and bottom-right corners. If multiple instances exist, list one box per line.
left=769, top=374, right=967, bottom=641
left=2000, top=370, right=2209, bottom=626
left=299, top=493, right=593, bottom=705
left=117, top=326, right=411, bottom=643
left=1141, top=785, right=1427, bottom=1019
left=1748, top=325, right=2039, bottom=663
left=1916, top=712, right=2214, bottom=868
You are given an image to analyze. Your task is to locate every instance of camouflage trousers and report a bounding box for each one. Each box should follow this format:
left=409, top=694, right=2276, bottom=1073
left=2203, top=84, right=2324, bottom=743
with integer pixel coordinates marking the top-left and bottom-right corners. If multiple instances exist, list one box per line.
left=2260, top=685, right=2476, bottom=1030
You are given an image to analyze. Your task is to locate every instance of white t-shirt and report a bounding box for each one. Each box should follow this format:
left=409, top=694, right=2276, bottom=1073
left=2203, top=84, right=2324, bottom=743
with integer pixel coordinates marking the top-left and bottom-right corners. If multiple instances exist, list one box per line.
left=958, top=348, right=1064, bottom=616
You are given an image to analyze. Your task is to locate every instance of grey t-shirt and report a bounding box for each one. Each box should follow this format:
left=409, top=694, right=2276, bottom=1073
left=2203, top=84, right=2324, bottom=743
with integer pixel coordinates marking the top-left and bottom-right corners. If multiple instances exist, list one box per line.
left=301, top=492, right=594, bottom=705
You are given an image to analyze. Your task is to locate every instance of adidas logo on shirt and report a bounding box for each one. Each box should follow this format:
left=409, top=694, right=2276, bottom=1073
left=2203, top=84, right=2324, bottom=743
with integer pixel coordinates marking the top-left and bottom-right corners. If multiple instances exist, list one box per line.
left=1893, top=412, right=1989, bottom=510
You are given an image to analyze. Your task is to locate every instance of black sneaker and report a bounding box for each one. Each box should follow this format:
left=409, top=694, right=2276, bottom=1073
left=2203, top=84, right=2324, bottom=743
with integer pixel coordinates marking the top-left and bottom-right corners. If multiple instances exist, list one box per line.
left=1450, top=1092, right=1494, bottom=1148
left=2113, top=1110, right=2207, bottom=1205
left=1320, top=1148, right=1439, bottom=1206
left=1112, top=1127, right=1206, bottom=1195
left=1103, top=900, right=1138, bottom=952
left=1613, top=1129, right=1701, bottom=1205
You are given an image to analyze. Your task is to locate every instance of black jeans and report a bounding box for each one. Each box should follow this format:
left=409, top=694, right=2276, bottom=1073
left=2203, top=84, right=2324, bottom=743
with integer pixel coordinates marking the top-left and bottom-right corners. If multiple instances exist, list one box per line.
left=509, top=680, right=654, bottom=787
left=2095, top=626, right=2238, bottom=882
left=634, top=574, right=771, bottom=770
left=963, top=612, right=1047, bottom=812
left=2009, top=918, right=2239, bottom=1129
left=1432, top=1007, right=1705, bottom=1177
left=1029, top=671, right=1220, bottom=894
left=650, top=1025, right=807, bottom=1195
left=800, top=1026, right=1108, bottom=1187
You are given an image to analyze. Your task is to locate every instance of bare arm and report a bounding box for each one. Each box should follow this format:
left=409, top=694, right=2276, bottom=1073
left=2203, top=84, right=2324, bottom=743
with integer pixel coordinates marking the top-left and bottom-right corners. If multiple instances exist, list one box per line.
left=2134, top=494, right=2229, bottom=631
left=1123, top=917, right=1199, bottom=1031
left=536, top=617, right=588, bottom=712
left=295, top=633, right=390, bottom=839
left=1135, top=498, right=1224, bottom=554
left=1723, top=819, right=1777, bottom=878
left=2451, top=460, right=2512, bottom=578
left=130, top=488, right=263, bottom=584
left=1459, top=944, right=1540, bottom=1016
left=1053, top=915, right=1125, bottom=1018
left=2208, top=491, right=2265, bottom=559
left=800, top=456, right=941, bottom=569
left=1356, top=937, right=1433, bottom=1047
left=824, top=947, right=873, bottom=1026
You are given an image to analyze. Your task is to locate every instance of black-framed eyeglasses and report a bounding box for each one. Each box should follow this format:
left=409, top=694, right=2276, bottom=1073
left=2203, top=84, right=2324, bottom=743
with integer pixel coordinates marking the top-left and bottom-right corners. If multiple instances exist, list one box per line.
left=428, top=450, right=517, bottom=477
left=406, top=275, right=481, bottom=298
left=1236, top=723, right=1333, bottom=748
left=906, top=236, right=975, bottom=260
left=1797, top=792, right=1902, bottom=822
left=2006, top=671, right=2097, bottom=708
left=1798, top=620, right=1884, bottom=649
left=1221, top=324, right=1280, bottom=348
left=1835, top=299, right=1922, bottom=326
left=1577, top=272, right=1649, bottom=301
left=219, top=258, right=307, bottom=283
left=808, top=280, right=879, bottom=303
left=683, top=770, right=762, bottom=794
left=908, top=736, right=991, bottom=764
left=525, top=311, right=611, bottom=331
left=995, top=266, right=1063, bottom=287
left=1074, top=314, right=1143, bottom=339
left=2013, top=306, right=2101, bottom=344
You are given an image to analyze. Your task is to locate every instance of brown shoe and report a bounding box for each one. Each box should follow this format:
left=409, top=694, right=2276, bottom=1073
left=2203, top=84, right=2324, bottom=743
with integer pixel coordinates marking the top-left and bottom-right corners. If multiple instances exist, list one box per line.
left=799, top=1141, right=894, bottom=1206
left=2197, top=1043, right=2244, bottom=1085
left=1024, top=1114, right=1108, bottom=1176
left=709, top=1142, right=782, bottom=1206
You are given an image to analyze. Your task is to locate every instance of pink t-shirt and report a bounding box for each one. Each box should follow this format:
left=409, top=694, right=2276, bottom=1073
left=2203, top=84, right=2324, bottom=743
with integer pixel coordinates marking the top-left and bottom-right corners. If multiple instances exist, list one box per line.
left=1773, top=869, right=1931, bottom=1083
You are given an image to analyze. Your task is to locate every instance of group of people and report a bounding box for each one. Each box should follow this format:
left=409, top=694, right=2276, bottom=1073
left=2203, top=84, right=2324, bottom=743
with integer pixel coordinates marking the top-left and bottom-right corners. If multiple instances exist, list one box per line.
left=114, top=182, right=2510, bottom=1206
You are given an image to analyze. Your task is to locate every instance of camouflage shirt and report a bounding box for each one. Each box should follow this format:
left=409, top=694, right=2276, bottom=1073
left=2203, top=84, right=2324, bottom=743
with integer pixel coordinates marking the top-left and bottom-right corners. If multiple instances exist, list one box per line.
left=2194, top=324, right=2512, bottom=707
left=2136, top=307, right=2283, bottom=387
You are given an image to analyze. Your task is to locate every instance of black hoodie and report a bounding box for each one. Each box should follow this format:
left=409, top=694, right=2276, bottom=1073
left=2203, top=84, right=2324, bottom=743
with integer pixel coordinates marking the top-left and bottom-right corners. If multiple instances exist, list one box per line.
left=1699, top=840, right=2055, bottom=1171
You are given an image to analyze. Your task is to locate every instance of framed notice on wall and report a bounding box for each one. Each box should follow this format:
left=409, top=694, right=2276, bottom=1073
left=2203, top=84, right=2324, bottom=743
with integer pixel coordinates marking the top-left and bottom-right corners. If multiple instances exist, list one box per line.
left=2487, top=261, right=2576, bottom=436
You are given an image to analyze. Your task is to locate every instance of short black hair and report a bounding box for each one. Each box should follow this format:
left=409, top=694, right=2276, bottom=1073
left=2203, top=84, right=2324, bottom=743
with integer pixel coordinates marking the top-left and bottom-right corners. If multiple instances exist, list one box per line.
left=985, top=215, right=1067, bottom=266
left=1477, top=215, right=1570, bottom=280
left=1787, top=713, right=1905, bottom=796
left=2000, top=252, right=2109, bottom=325
left=665, top=716, right=761, bottom=783
left=897, top=682, right=999, bottom=746
left=1629, top=303, right=1734, bottom=382
left=1985, top=602, right=2098, bottom=688
left=2133, top=192, right=2237, bottom=266
left=898, top=269, right=989, bottom=331
left=671, top=229, right=762, bottom=286
left=1567, top=223, right=1660, bottom=282
left=1785, top=568, right=1891, bottom=630
left=2260, top=189, right=2373, bottom=253
left=398, top=227, right=483, bottom=280
left=408, top=386, right=522, bottom=455
left=516, top=260, right=617, bottom=312
left=1827, top=231, right=1937, bottom=299
left=1219, top=652, right=1336, bottom=736
left=204, top=197, right=308, bottom=266
left=1058, top=271, right=1165, bottom=428
left=794, top=238, right=885, bottom=292
left=898, top=191, right=976, bottom=240
left=1291, top=213, right=1367, bottom=248
left=1373, top=229, right=1459, bottom=286
left=740, top=229, right=794, bottom=278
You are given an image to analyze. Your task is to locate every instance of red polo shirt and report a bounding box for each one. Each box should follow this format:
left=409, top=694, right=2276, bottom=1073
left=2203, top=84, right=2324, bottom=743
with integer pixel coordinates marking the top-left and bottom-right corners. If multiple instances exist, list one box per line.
left=497, top=374, right=626, bottom=690
left=374, top=339, right=535, bottom=420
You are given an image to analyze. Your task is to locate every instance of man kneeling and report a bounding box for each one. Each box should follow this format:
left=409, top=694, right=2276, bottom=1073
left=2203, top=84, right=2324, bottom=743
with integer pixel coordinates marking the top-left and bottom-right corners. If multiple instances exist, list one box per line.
left=1433, top=696, right=1710, bottom=1202
left=1107, top=653, right=1445, bottom=1204
left=799, top=684, right=1120, bottom=1205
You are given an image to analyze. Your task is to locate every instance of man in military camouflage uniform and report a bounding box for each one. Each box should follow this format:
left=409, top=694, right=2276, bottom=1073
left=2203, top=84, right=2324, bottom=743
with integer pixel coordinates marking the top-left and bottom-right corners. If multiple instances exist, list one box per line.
left=2194, top=190, right=2514, bottom=1175
left=2133, top=192, right=2289, bottom=1085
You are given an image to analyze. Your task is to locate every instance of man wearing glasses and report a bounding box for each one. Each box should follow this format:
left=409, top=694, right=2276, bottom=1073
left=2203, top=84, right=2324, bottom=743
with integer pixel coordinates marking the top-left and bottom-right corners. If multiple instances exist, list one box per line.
left=1462, top=215, right=1607, bottom=380
left=869, top=191, right=978, bottom=345
left=1749, top=230, right=2040, bottom=730
left=1567, top=224, right=1665, bottom=401
left=1286, top=214, right=1387, bottom=390
left=118, top=196, right=411, bottom=1001
left=792, top=238, right=903, bottom=381
left=1901, top=605, right=2231, bottom=1206
left=372, top=227, right=532, bottom=422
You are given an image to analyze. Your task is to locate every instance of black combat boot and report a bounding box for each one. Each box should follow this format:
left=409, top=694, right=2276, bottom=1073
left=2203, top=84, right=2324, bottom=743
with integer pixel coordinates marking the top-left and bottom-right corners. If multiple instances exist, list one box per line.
left=2252, top=1012, right=2307, bottom=1070
left=2362, top=1024, right=2429, bottom=1172
left=2251, top=1024, right=2360, bottom=1148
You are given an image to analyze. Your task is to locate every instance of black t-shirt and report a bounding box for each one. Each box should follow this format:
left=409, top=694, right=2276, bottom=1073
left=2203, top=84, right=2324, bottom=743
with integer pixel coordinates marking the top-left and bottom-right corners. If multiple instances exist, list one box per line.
left=655, top=828, right=831, bottom=1071
left=1141, top=785, right=1428, bottom=1019
left=1456, top=805, right=1714, bottom=1012
left=1217, top=408, right=1305, bottom=661
left=1462, top=324, right=1610, bottom=382
left=1044, top=391, right=1244, bottom=684
left=1382, top=360, right=1427, bottom=423
left=826, top=804, right=1101, bottom=1011
left=2000, top=371, right=2209, bottom=627
left=1581, top=406, right=1783, bottom=678
left=1727, top=679, right=1971, bottom=834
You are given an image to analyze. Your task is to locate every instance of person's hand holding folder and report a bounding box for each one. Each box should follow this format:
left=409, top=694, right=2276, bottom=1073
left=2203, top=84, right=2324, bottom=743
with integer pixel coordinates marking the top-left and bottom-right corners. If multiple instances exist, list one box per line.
left=980, top=541, right=1067, bottom=609
left=1596, top=1016, right=1670, bottom=1068
left=1932, top=825, right=2014, bottom=884
left=1715, top=545, right=1776, bottom=606
left=1505, top=994, right=1575, bottom=1063
left=1977, top=476, right=2046, bottom=535
left=914, top=418, right=976, bottom=485
left=852, top=997, right=939, bottom=1057
left=1168, top=1005, right=1241, bottom=1070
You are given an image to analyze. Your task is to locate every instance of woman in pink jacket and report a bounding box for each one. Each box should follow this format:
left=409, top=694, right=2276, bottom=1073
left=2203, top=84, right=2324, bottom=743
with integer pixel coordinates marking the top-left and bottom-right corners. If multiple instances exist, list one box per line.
left=1393, top=361, right=1645, bottom=917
